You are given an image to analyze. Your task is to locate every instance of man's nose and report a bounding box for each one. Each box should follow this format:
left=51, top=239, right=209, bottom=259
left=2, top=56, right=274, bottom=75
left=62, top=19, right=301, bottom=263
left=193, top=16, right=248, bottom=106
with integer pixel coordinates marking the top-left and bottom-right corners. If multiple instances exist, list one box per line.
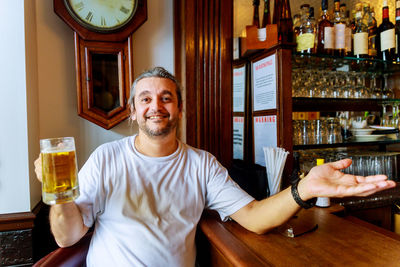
left=150, top=97, right=162, bottom=110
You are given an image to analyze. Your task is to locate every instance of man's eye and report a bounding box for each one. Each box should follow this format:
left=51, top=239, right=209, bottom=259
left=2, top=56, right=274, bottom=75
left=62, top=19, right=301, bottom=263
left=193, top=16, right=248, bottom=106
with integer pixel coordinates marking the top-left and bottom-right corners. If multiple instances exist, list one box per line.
left=141, top=98, right=150, bottom=103
left=162, top=97, right=171, bottom=102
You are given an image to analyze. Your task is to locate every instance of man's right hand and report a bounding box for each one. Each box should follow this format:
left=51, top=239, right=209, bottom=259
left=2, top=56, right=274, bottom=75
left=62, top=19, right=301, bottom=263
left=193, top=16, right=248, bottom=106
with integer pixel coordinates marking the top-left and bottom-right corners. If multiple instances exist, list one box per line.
left=35, top=154, right=89, bottom=247
left=34, top=155, right=42, bottom=182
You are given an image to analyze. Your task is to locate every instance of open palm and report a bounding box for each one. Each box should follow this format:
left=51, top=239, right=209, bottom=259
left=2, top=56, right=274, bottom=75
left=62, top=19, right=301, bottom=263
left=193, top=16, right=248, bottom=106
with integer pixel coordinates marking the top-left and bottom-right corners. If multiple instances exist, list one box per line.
left=304, top=159, right=396, bottom=198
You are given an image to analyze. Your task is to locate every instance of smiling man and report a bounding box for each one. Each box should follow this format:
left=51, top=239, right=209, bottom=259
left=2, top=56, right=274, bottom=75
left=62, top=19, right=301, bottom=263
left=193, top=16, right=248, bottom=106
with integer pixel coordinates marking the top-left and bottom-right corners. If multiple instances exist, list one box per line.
left=35, top=67, right=395, bottom=267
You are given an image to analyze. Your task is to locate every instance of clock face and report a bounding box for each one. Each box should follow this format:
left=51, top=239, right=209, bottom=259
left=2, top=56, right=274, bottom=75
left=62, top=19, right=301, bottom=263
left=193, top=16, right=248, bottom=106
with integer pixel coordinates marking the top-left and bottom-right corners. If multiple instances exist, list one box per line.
left=65, top=0, right=137, bottom=32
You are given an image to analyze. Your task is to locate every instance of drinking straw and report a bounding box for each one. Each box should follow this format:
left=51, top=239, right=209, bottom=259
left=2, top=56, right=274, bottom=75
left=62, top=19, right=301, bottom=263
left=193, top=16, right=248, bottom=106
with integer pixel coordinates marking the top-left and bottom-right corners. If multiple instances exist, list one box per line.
left=263, top=147, right=289, bottom=196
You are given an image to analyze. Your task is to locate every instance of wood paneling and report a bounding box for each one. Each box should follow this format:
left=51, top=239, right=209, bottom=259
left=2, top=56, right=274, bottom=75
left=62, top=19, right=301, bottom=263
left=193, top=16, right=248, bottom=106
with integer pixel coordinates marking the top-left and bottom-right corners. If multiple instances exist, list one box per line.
left=175, top=0, right=233, bottom=167
left=0, top=212, right=35, bottom=232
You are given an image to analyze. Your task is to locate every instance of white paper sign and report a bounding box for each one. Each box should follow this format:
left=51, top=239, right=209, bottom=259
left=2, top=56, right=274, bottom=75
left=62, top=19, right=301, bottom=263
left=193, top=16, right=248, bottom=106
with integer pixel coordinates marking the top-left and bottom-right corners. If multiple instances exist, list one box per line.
left=233, top=116, right=244, bottom=160
left=233, top=66, right=246, bottom=112
left=252, top=54, right=277, bottom=111
left=254, top=115, right=277, bottom=166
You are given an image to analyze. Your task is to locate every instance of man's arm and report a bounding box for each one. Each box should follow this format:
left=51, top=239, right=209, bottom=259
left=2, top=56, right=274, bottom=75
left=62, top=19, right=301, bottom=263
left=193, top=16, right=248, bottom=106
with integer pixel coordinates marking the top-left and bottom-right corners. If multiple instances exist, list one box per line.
left=50, top=202, right=89, bottom=247
left=230, top=158, right=396, bottom=234
left=35, top=156, right=89, bottom=247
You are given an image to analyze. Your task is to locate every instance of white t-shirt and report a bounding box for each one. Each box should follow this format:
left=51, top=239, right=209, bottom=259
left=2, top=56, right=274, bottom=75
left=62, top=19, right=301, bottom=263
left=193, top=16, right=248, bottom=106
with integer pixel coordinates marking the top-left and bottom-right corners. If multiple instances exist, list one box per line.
left=75, top=135, right=254, bottom=267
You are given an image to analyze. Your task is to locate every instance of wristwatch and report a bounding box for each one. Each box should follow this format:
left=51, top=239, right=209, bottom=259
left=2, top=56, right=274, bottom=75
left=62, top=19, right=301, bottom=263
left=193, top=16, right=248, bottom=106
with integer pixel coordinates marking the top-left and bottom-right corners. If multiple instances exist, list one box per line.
left=291, top=178, right=317, bottom=209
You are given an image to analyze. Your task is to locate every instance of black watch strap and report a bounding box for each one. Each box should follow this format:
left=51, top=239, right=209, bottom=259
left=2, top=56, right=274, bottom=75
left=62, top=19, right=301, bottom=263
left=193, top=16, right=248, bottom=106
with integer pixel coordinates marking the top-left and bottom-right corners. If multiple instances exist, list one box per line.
left=291, top=178, right=316, bottom=209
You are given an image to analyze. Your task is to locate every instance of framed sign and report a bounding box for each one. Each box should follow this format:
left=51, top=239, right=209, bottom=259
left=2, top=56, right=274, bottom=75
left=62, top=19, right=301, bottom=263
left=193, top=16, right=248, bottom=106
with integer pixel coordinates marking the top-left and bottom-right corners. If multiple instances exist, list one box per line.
left=252, top=53, right=277, bottom=111
left=233, top=65, right=246, bottom=113
left=253, top=115, right=277, bottom=166
left=233, top=116, right=245, bottom=160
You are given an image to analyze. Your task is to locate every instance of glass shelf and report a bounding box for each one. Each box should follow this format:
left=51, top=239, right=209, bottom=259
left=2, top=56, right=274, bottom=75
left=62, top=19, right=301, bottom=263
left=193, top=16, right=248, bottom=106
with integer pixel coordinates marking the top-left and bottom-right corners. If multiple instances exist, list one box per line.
left=292, top=52, right=400, bottom=74
left=293, top=137, right=400, bottom=150
left=292, top=97, right=400, bottom=112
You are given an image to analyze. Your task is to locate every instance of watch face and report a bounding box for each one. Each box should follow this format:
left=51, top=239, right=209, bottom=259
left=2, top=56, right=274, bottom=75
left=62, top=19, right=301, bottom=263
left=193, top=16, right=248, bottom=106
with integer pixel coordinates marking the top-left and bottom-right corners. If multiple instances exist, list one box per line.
left=65, top=0, right=137, bottom=32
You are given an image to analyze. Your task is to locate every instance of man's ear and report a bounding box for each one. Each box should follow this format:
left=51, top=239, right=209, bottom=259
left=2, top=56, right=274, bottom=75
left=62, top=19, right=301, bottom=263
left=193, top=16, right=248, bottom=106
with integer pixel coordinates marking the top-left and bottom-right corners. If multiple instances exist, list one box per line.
left=130, top=105, right=136, bottom=121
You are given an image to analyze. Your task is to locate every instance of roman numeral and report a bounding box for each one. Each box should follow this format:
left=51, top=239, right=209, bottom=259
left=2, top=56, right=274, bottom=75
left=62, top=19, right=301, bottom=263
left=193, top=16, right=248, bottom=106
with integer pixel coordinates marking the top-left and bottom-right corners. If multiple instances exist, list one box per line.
left=74, top=1, right=84, bottom=12
left=120, top=6, right=130, bottom=14
left=86, top=11, right=93, bottom=22
left=101, top=16, right=106, bottom=26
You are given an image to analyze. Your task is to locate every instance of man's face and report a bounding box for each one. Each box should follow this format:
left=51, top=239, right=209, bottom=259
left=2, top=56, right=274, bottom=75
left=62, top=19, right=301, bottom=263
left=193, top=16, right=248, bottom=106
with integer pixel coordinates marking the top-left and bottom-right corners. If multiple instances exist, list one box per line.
left=131, top=77, right=182, bottom=138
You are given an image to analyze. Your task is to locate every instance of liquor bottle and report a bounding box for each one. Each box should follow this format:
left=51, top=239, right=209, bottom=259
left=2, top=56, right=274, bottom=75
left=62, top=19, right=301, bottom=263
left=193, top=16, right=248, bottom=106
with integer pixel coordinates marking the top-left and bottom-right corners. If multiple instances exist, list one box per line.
left=396, top=0, right=400, bottom=62
left=333, top=0, right=346, bottom=56
left=272, top=0, right=280, bottom=25
left=310, top=7, right=318, bottom=50
left=377, top=0, right=395, bottom=61
left=362, top=3, right=378, bottom=58
left=261, top=0, right=271, bottom=27
left=273, top=0, right=294, bottom=43
left=253, top=0, right=260, bottom=28
left=353, top=3, right=369, bottom=58
left=296, top=4, right=316, bottom=53
left=317, top=0, right=334, bottom=54
left=340, top=4, right=352, bottom=56
left=293, top=13, right=301, bottom=37
left=350, top=9, right=356, bottom=33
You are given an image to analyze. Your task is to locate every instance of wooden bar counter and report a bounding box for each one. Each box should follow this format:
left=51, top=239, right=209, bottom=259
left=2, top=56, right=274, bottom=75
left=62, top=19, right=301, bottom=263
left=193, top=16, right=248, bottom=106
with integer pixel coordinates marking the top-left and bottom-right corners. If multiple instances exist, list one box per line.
left=197, top=205, right=400, bottom=266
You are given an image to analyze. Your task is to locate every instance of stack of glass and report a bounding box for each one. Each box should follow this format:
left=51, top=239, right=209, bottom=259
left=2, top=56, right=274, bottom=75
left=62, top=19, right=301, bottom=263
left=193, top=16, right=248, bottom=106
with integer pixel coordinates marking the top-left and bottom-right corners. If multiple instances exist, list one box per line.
left=297, top=149, right=399, bottom=181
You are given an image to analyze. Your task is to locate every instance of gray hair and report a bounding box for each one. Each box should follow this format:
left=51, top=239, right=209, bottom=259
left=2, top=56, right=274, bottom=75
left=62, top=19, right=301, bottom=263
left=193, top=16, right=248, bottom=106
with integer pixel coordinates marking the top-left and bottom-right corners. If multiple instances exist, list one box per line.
left=128, top=67, right=182, bottom=110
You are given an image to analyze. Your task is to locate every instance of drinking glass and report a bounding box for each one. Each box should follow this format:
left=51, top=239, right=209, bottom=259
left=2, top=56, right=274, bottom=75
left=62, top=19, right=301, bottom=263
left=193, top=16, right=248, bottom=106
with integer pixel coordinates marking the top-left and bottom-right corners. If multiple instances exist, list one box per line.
left=382, top=74, right=394, bottom=99
left=300, top=120, right=309, bottom=145
left=370, top=74, right=382, bottom=99
left=381, top=102, right=390, bottom=127
left=40, top=137, right=80, bottom=205
left=391, top=102, right=400, bottom=129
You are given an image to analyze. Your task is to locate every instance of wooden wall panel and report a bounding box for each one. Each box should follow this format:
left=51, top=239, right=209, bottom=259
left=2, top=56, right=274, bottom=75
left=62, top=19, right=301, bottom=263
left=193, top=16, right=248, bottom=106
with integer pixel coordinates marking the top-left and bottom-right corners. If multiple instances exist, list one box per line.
left=175, top=0, right=233, bottom=167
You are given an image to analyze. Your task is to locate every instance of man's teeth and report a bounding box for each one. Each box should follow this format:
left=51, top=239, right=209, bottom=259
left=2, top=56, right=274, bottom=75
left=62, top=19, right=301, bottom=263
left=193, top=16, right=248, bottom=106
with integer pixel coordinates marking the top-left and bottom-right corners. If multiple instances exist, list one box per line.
left=149, top=116, right=164, bottom=119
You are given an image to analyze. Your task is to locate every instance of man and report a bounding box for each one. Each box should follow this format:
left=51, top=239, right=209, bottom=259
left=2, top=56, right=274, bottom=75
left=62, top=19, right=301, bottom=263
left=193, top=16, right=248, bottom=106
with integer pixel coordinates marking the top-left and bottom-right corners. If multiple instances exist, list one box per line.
left=35, top=67, right=395, bottom=266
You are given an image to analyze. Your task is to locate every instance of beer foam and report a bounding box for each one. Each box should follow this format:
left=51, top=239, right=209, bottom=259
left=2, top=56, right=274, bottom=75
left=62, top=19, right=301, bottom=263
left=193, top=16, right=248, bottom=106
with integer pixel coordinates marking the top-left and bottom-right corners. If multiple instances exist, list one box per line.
left=42, top=147, right=74, bottom=153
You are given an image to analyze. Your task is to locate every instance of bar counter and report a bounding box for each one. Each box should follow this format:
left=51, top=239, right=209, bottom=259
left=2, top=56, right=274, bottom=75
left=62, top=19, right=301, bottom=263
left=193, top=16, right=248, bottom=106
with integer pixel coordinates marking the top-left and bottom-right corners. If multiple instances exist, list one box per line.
left=198, top=205, right=400, bottom=266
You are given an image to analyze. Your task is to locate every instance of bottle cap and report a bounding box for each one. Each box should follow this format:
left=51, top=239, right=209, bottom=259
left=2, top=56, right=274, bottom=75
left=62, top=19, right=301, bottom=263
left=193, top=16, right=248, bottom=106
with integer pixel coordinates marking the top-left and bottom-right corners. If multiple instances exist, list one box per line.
left=316, top=197, right=331, bottom=207
left=316, top=159, right=325, bottom=166
left=383, top=0, right=388, bottom=7
left=397, top=1, right=400, bottom=9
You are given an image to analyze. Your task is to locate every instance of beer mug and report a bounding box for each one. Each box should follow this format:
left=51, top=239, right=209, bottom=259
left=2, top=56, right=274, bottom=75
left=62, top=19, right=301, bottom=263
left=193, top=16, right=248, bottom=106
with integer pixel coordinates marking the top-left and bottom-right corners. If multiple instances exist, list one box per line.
left=40, top=137, right=79, bottom=205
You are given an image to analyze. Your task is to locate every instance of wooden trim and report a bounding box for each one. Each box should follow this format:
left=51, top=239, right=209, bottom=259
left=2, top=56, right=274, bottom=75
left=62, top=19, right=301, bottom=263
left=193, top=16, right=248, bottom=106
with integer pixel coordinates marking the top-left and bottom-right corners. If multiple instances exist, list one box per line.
left=0, top=212, right=36, bottom=232
left=74, top=34, right=131, bottom=129
left=199, top=212, right=271, bottom=266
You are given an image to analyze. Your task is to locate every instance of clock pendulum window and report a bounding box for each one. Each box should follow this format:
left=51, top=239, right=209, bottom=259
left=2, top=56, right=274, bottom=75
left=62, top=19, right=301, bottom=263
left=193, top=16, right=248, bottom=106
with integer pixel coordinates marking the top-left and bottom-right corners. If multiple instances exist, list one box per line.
left=54, top=0, right=147, bottom=129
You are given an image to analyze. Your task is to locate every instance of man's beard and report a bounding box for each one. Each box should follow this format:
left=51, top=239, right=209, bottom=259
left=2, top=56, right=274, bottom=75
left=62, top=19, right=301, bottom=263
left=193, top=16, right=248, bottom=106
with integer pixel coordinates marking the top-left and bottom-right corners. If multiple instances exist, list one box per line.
left=138, top=115, right=179, bottom=137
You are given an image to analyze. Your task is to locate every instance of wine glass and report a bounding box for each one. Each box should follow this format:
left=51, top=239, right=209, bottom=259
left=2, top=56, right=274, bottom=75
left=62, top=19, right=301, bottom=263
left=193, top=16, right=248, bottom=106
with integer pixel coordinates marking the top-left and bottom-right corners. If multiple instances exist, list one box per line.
left=382, top=74, right=394, bottom=99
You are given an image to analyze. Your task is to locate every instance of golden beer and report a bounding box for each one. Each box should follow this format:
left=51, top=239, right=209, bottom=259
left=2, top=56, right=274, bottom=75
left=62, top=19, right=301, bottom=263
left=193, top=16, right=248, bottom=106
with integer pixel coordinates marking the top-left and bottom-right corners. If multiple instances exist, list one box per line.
left=40, top=137, right=79, bottom=204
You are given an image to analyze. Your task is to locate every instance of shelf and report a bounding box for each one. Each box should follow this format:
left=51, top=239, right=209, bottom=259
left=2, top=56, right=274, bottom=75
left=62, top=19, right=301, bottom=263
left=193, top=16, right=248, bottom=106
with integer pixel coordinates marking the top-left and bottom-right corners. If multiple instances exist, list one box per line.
left=292, top=97, right=400, bottom=112
left=292, top=52, right=400, bottom=74
left=293, top=137, right=400, bottom=150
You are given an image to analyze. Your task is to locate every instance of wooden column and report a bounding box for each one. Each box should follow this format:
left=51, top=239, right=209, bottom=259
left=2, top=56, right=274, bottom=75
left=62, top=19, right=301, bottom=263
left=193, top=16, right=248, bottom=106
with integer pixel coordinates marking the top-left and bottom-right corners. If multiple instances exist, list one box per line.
left=175, top=0, right=233, bottom=167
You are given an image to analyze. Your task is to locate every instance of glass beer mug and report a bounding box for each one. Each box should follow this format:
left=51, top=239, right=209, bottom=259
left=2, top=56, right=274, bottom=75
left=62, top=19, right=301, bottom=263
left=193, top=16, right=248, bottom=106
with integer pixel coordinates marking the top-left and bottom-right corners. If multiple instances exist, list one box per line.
left=40, top=137, right=79, bottom=205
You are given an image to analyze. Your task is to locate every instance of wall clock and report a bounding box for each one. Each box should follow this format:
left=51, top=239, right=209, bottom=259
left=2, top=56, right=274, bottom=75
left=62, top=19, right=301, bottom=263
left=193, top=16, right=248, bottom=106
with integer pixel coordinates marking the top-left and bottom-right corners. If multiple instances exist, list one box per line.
left=54, top=0, right=147, bottom=129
